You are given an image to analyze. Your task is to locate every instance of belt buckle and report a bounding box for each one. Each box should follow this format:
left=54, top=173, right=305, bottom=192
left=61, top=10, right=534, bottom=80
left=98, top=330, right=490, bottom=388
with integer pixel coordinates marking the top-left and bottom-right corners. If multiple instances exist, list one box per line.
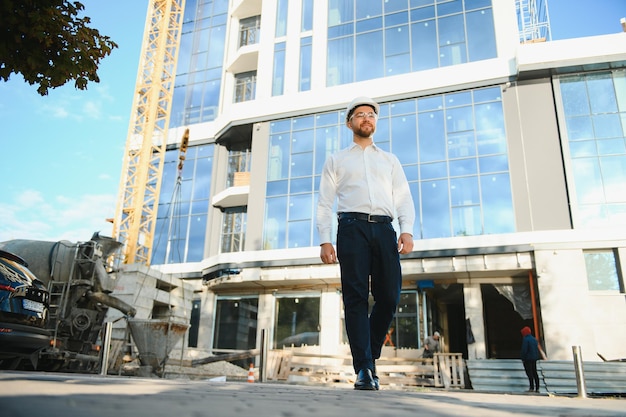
left=367, top=214, right=375, bottom=223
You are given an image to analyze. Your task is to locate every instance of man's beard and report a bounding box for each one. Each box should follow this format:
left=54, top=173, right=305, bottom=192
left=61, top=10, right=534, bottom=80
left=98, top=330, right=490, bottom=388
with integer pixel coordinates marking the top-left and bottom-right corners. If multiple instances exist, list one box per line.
left=354, top=123, right=375, bottom=138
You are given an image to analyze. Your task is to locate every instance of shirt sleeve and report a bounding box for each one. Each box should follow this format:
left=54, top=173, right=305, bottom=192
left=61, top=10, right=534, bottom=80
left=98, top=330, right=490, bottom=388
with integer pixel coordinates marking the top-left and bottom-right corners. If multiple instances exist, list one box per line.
left=391, top=154, right=416, bottom=236
left=316, top=155, right=336, bottom=244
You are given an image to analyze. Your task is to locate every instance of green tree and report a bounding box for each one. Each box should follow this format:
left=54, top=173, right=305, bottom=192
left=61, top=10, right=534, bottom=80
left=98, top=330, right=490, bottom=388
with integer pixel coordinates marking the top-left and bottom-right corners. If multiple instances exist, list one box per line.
left=0, top=0, right=118, bottom=95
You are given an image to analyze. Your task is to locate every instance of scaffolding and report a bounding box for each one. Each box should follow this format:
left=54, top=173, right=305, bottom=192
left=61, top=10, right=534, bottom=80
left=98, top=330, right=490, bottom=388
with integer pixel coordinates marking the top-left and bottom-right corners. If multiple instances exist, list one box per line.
left=516, top=0, right=551, bottom=43
left=112, top=0, right=186, bottom=265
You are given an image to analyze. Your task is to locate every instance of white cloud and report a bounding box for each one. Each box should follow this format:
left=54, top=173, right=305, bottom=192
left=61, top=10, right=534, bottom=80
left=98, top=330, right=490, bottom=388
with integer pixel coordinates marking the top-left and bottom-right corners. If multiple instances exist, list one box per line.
left=82, top=100, right=102, bottom=119
left=0, top=190, right=117, bottom=243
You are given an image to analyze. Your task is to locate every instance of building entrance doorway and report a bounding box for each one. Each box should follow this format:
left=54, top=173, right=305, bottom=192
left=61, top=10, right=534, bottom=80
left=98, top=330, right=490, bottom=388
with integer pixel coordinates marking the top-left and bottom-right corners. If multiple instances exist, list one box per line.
left=482, top=282, right=536, bottom=359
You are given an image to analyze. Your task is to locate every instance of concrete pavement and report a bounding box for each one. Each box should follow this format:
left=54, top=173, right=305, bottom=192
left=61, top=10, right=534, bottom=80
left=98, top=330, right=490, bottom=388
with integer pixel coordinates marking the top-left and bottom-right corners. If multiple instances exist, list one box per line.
left=1, top=371, right=624, bottom=417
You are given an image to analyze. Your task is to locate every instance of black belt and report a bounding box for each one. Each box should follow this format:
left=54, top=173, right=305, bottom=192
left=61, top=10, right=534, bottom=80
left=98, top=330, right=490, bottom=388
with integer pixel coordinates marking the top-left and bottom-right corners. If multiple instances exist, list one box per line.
left=338, top=212, right=392, bottom=223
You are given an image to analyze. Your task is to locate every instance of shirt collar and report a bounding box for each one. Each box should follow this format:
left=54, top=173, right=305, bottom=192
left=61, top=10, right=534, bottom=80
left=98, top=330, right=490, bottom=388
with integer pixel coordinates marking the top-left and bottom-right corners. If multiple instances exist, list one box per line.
left=348, top=141, right=378, bottom=151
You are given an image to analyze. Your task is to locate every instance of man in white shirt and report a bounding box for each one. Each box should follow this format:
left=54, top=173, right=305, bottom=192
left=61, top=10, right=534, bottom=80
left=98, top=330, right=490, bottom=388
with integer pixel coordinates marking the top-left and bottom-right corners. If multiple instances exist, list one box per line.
left=316, top=96, right=415, bottom=390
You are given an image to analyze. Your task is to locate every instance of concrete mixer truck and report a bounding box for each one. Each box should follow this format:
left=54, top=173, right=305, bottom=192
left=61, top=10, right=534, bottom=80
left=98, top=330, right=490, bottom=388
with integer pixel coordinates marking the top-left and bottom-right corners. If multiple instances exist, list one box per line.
left=0, top=233, right=136, bottom=372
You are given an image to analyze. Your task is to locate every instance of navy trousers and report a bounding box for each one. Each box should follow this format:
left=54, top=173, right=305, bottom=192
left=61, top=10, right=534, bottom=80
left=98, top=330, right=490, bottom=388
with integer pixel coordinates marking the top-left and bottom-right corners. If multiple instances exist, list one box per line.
left=336, top=217, right=402, bottom=373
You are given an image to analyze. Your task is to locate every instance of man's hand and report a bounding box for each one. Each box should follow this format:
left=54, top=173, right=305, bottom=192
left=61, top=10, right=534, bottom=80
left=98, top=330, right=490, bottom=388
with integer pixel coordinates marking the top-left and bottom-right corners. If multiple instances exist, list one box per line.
left=397, top=233, right=414, bottom=254
left=320, top=243, right=337, bottom=264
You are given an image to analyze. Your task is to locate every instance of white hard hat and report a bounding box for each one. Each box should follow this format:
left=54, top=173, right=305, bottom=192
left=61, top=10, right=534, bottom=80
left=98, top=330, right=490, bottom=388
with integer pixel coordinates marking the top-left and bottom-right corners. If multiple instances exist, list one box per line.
left=346, top=96, right=380, bottom=121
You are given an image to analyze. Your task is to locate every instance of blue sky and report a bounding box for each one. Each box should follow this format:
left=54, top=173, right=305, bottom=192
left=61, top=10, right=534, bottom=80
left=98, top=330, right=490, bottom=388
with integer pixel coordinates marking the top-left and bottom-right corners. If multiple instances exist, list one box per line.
left=0, top=0, right=624, bottom=244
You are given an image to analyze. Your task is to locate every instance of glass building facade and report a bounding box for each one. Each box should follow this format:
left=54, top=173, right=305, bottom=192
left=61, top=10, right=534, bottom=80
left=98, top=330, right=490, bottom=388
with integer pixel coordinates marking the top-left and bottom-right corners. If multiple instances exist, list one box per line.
left=134, top=0, right=626, bottom=364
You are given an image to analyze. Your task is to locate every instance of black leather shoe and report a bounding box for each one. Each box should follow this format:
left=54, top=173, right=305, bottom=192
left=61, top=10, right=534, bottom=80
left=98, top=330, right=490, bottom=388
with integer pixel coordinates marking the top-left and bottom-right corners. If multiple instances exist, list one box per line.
left=354, top=369, right=376, bottom=390
left=372, top=364, right=380, bottom=390
left=373, top=374, right=380, bottom=390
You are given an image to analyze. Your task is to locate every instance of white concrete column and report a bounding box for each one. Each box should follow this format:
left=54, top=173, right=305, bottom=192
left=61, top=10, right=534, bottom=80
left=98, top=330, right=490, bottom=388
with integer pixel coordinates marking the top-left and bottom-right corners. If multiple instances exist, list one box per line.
left=463, top=284, right=487, bottom=359
left=319, top=290, right=342, bottom=355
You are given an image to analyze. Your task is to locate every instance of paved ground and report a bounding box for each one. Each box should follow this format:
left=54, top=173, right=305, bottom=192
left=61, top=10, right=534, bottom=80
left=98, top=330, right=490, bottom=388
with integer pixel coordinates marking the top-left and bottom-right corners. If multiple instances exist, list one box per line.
left=1, top=371, right=624, bottom=417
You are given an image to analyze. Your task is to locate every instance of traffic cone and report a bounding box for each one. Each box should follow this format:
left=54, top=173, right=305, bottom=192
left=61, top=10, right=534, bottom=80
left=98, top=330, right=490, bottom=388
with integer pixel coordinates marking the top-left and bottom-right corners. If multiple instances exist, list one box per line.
left=247, top=363, right=255, bottom=383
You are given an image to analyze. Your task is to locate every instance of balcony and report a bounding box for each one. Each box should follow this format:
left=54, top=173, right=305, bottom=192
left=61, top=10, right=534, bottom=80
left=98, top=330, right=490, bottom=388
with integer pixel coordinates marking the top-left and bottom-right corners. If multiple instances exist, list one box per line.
left=212, top=172, right=250, bottom=211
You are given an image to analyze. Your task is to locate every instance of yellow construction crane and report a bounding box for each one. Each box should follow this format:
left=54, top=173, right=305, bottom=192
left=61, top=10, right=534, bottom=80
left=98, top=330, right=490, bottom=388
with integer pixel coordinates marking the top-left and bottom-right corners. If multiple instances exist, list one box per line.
left=112, top=0, right=186, bottom=266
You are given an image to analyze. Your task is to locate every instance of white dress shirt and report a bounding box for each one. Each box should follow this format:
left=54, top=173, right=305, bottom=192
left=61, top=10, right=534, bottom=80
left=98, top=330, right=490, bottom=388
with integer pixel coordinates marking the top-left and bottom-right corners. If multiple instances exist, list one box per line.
left=316, top=142, right=416, bottom=244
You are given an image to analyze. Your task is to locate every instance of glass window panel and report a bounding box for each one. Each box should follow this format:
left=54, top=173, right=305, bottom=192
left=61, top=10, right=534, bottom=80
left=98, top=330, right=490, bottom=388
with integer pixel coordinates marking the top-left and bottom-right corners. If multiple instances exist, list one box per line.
left=356, top=31, right=384, bottom=81
left=480, top=173, right=515, bottom=234
left=446, top=106, right=474, bottom=132
left=593, top=114, right=622, bottom=139
left=597, top=138, right=626, bottom=156
left=272, top=43, right=286, bottom=96
left=411, top=0, right=434, bottom=7
left=290, top=177, right=313, bottom=194
left=615, top=70, right=626, bottom=111
left=299, top=38, right=312, bottom=91
left=466, top=9, right=496, bottom=61
left=447, top=131, right=476, bottom=158
left=391, top=99, right=417, bottom=115
left=560, top=76, right=589, bottom=116
left=289, top=193, right=313, bottom=220
left=271, top=119, right=291, bottom=133
left=410, top=20, right=438, bottom=71
left=446, top=91, right=472, bottom=107
left=420, top=161, right=447, bottom=180
left=267, top=179, right=289, bottom=197
left=315, top=126, right=340, bottom=174
left=269, top=135, right=290, bottom=180
left=385, top=0, right=409, bottom=13
left=375, top=117, right=390, bottom=143
left=418, top=95, right=443, bottom=111
left=440, top=43, right=467, bottom=67
left=438, top=14, right=465, bottom=46
left=600, top=155, right=626, bottom=202
left=316, top=112, right=339, bottom=126
left=214, top=297, right=258, bottom=350
left=465, top=0, right=492, bottom=10
left=452, top=205, right=481, bottom=236
left=571, top=158, right=604, bottom=204
left=293, top=115, right=315, bottom=130
left=264, top=196, right=287, bottom=249
left=473, top=87, right=501, bottom=103
left=291, top=152, right=314, bottom=177
left=386, top=25, right=410, bottom=55
left=476, top=131, right=506, bottom=155
left=479, top=155, right=508, bottom=173
left=187, top=215, right=207, bottom=261
left=328, top=0, right=354, bottom=26
left=209, top=26, right=226, bottom=62
left=410, top=5, right=435, bottom=21
left=276, top=0, right=288, bottom=37
left=385, top=11, right=409, bottom=27
left=566, top=116, right=594, bottom=141
left=327, top=37, right=354, bottom=86
left=449, top=158, right=477, bottom=177
left=302, top=0, right=313, bottom=31
left=328, top=22, right=354, bottom=38
left=404, top=164, right=419, bottom=181
left=391, top=115, right=418, bottom=164
left=274, top=296, right=320, bottom=348
left=587, top=73, right=618, bottom=114
left=191, top=200, right=209, bottom=215
left=386, top=53, right=411, bottom=76
left=421, top=179, right=451, bottom=238
left=419, top=111, right=446, bottom=162
left=584, top=251, right=621, bottom=291
left=357, top=0, right=382, bottom=19
left=292, top=129, right=315, bottom=153
left=288, top=220, right=312, bottom=248
left=450, top=176, right=479, bottom=205
left=569, top=140, right=597, bottom=158
left=437, top=0, right=463, bottom=15
left=356, top=16, right=383, bottom=32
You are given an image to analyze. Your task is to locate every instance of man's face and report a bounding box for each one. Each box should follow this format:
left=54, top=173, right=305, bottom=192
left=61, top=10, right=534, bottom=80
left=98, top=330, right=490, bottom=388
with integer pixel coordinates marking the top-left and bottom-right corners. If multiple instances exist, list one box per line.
left=348, top=105, right=377, bottom=138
